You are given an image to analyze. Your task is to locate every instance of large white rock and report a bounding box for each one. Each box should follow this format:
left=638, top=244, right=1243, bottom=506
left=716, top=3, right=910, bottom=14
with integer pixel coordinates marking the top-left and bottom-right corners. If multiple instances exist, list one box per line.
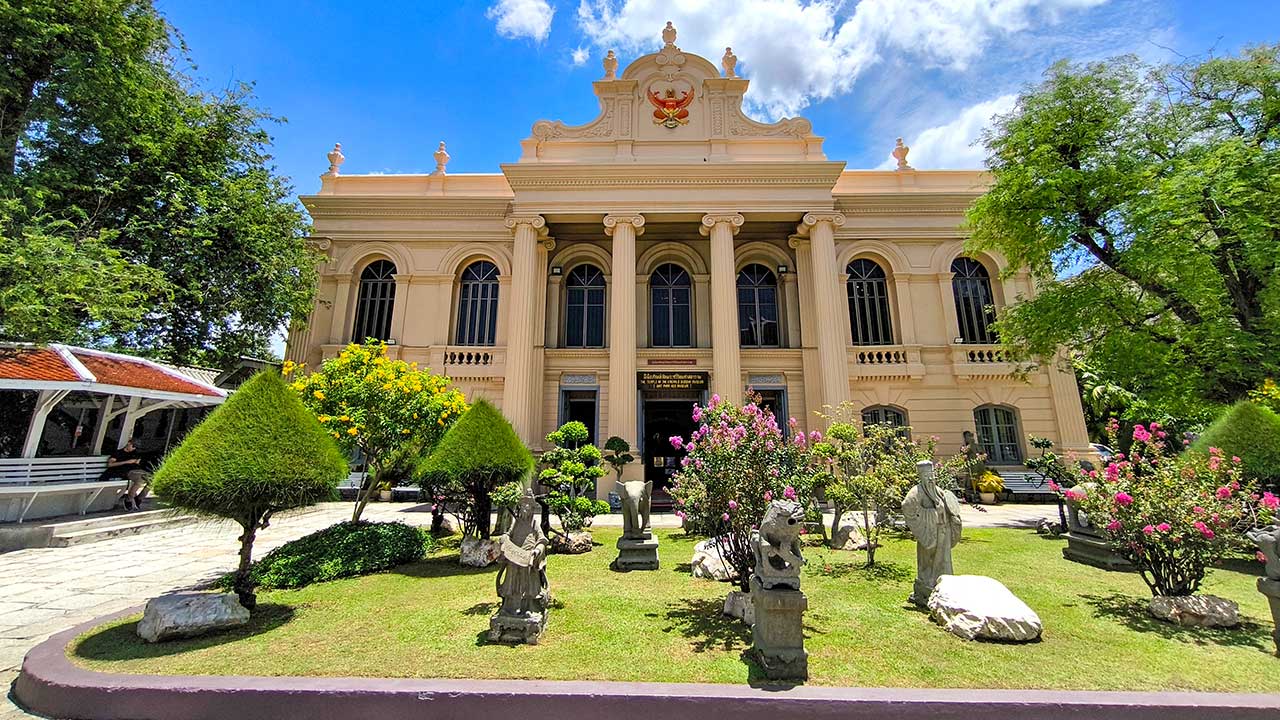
left=927, top=575, right=1043, bottom=642
left=136, top=592, right=249, bottom=643
left=723, top=589, right=755, bottom=625
left=690, top=538, right=737, bottom=581
left=833, top=522, right=871, bottom=551
left=1148, top=595, right=1240, bottom=628
left=460, top=537, right=502, bottom=567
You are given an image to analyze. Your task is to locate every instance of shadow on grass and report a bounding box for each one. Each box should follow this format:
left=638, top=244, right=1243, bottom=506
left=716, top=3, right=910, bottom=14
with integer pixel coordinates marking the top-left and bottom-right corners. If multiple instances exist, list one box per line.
left=652, top=596, right=750, bottom=653
left=74, top=604, right=296, bottom=662
left=809, top=559, right=913, bottom=583
left=1081, top=592, right=1273, bottom=652
left=394, top=556, right=495, bottom=579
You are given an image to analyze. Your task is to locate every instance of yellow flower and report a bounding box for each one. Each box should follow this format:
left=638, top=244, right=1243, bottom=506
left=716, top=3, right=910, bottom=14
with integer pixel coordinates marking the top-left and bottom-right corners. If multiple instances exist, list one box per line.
left=313, top=390, right=325, bottom=400
left=318, top=415, right=331, bottom=423
left=347, top=427, right=359, bottom=435
left=339, top=415, right=351, bottom=422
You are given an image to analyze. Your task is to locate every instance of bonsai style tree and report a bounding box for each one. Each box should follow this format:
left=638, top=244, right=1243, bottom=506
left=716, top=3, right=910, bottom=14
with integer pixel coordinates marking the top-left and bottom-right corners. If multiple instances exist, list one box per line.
left=152, top=370, right=347, bottom=609
left=602, top=436, right=636, bottom=485
left=538, top=421, right=609, bottom=536
left=285, top=342, right=467, bottom=521
left=416, top=400, right=532, bottom=540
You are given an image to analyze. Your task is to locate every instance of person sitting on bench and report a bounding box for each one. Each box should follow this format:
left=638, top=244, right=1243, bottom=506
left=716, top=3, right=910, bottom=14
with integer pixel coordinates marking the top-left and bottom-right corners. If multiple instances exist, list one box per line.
left=105, top=438, right=152, bottom=511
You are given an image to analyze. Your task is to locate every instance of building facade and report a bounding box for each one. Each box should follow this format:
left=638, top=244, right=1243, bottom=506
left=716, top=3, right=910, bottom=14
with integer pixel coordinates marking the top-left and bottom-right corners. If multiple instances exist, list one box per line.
left=287, top=25, right=1091, bottom=493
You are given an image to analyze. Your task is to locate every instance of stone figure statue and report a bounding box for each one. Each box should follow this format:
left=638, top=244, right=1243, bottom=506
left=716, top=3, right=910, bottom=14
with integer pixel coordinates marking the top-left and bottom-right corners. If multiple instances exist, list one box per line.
left=1250, top=525, right=1280, bottom=580
left=490, top=490, right=550, bottom=644
left=722, top=47, right=738, bottom=78
left=892, top=137, right=912, bottom=170
left=617, top=478, right=652, bottom=540
left=902, top=460, right=963, bottom=605
left=603, top=50, right=618, bottom=80
left=750, top=500, right=806, bottom=590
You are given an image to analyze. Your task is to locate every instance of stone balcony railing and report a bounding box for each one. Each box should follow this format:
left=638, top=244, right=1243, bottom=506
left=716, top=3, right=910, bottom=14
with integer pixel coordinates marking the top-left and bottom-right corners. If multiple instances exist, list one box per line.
left=432, top=345, right=506, bottom=380
left=848, top=345, right=925, bottom=379
left=950, top=344, right=1016, bottom=379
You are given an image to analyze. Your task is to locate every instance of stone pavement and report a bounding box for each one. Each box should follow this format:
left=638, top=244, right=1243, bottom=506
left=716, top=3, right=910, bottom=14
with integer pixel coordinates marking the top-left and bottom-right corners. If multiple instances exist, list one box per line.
left=1, top=500, right=1055, bottom=718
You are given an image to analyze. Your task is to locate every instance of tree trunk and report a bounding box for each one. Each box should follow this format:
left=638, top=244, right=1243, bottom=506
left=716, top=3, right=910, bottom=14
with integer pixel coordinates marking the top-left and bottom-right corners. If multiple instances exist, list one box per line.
left=234, top=520, right=259, bottom=610
left=351, top=464, right=379, bottom=522
left=862, top=506, right=876, bottom=567
left=829, top=505, right=842, bottom=549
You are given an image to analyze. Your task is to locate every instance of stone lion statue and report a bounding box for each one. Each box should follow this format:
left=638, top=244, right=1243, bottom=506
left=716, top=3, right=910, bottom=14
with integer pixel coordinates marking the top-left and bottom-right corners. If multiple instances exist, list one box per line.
left=750, top=500, right=806, bottom=590
left=1248, top=525, right=1280, bottom=580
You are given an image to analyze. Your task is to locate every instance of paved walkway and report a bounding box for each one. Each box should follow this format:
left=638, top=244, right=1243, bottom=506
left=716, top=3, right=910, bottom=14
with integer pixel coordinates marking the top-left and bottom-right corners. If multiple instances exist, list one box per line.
left=1, top=500, right=1055, bottom=718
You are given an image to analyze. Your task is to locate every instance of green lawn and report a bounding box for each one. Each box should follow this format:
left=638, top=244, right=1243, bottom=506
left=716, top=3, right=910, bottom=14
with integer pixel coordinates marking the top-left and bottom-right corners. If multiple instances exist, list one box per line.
left=72, top=527, right=1280, bottom=691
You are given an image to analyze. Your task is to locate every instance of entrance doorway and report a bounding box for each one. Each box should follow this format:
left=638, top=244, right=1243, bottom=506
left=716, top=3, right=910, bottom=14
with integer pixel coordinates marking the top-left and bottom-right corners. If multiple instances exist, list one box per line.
left=561, top=390, right=598, bottom=446
left=642, top=398, right=698, bottom=508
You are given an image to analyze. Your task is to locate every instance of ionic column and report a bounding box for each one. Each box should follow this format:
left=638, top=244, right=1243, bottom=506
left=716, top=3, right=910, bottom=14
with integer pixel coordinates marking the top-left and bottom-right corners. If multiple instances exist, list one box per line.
left=501, top=214, right=547, bottom=444
left=701, top=212, right=745, bottom=402
left=796, top=212, right=849, bottom=417
left=604, top=213, right=644, bottom=449
left=328, top=273, right=353, bottom=345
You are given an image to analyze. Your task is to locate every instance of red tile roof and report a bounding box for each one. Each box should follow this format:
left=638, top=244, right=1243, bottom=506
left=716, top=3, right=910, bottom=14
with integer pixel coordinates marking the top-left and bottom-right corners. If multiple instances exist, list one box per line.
left=0, top=345, right=224, bottom=398
left=73, top=350, right=222, bottom=398
left=0, top=347, right=81, bottom=383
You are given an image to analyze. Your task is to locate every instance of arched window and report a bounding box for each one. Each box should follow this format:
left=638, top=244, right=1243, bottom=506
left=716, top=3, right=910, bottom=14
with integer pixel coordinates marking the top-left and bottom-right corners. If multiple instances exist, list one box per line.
left=847, top=259, right=893, bottom=346
left=650, top=263, right=692, bottom=347
left=973, top=405, right=1021, bottom=463
left=351, top=260, right=396, bottom=342
left=737, top=264, right=779, bottom=348
left=861, top=405, right=906, bottom=429
left=951, top=257, right=998, bottom=344
left=564, top=264, right=606, bottom=348
left=456, top=261, right=499, bottom=346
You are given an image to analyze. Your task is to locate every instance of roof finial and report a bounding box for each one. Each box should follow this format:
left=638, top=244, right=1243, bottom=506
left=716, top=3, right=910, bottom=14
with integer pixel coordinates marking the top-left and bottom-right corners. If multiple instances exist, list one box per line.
left=603, top=49, right=618, bottom=80
left=662, top=21, right=677, bottom=47
left=432, top=141, right=450, bottom=176
left=892, top=137, right=912, bottom=171
left=324, top=143, right=344, bottom=176
left=722, top=47, right=738, bottom=78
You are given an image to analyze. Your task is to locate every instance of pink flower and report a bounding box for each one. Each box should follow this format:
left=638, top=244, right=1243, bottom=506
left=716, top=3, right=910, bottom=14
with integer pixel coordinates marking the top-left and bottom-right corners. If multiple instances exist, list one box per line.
left=1208, top=446, right=1222, bottom=456
left=676, top=511, right=686, bottom=520
left=1156, top=522, right=1171, bottom=533
left=1142, top=525, right=1155, bottom=535
left=1261, top=492, right=1279, bottom=510
left=783, top=485, right=797, bottom=500
left=1193, top=521, right=1215, bottom=539
left=1193, top=506, right=1205, bottom=514
left=1232, top=456, right=1242, bottom=465
left=1114, top=491, right=1133, bottom=507
left=794, top=433, right=807, bottom=447
left=808, top=430, right=822, bottom=443
left=1047, top=480, right=1060, bottom=493
left=1132, top=425, right=1151, bottom=443
left=669, top=435, right=684, bottom=450
left=1215, top=486, right=1232, bottom=500
left=1157, top=431, right=1167, bottom=439
left=1208, top=456, right=1221, bottom=471
left=1105, top=463, right=1121, bottom=483
left=763, top=490, right=773, bottom=501
left=788, top=417, right=798, bottom=428
left=728, top=500, right=738, bottom=511
left=1064, top=487, right=1085, bottom=501
left=722, top=513, right=730, bottom=522
left=1261, top=551, right=1271, bottom=564
left=1106, top=520, right=1122, bottom=532
left=711, top=393, right=721, bottom=405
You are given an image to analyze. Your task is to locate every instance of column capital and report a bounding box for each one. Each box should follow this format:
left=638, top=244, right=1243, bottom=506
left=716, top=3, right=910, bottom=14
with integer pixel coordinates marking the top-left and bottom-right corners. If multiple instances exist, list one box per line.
left=795, top=211, right=847, bottom=236
left=540, top=237, right=557, bottom=252
left=698, top=212, right=744, bottom=237
left=786, top=234, right=809, bottom=250
left=505, top=214, right=549, bottom=238
left=603, top=212, right=646, bottom=237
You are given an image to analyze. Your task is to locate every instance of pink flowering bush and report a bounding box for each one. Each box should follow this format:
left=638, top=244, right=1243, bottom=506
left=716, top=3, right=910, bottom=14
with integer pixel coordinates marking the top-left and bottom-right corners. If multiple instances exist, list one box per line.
left=1064, top=419, right=1255, bottom=597
left=668, top=395, right=819, bottom=592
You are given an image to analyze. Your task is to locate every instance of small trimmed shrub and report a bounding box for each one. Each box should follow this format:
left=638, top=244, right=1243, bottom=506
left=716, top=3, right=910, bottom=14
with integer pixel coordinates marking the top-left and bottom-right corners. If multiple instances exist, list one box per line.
left=1193, top=401, right=1280, bottom=485
left=153, top=370, right=347, bottom=608
left=539, top=421, right=609, bottom=535
left=416, top=400, right=532, bottom=539
left=224, top=521, right=431, bottom=591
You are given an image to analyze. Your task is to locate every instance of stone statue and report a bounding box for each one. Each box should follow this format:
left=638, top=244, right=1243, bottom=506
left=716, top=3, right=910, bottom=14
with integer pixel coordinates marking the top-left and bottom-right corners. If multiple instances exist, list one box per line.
left=662, top=21, right=677, bottom=47
left=722, top=47, right=738, bottom=78
left=432, top=141, right=450, bottom=176
left=902, top=460, right=962, bottom=605
left=324, top=143, right=344, bottom=176
left=750, top=500, right=806, bottom=591
left=617, top=478, right=652, bottom=540
left=892, top=137, right=912, bottom=170
left=1250, top=525, right=1280, bottom=656
left=489, top=489, right=549, bottom=644
left=603, top=50, right=618, bottom=80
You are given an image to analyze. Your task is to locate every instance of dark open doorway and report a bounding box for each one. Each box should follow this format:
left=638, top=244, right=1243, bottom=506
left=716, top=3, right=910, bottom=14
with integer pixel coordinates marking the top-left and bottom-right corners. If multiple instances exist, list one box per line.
left=642, top=398, right=698, bottom=509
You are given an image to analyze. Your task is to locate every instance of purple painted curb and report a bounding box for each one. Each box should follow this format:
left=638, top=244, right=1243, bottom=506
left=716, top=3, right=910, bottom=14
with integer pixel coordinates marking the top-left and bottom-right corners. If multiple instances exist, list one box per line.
left=14, top=607, right=1280, bottom=720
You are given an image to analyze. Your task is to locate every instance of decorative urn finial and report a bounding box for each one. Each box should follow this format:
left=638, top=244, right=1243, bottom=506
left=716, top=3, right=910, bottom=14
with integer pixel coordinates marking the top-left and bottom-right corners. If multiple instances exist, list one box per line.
left=325, top=143, right=344, bottom=176
left=433, top=141, right=450, bottom=176
left=603, top=49, right=618, bottom=80
left=892, top=137, right=912, bottom=170
left=662, top=21, right=677, bottom=47
left=722, top=47, right=738, bottom=78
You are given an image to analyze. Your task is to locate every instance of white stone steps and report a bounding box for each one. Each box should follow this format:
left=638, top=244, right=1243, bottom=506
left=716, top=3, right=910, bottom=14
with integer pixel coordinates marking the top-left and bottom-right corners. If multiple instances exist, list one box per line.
left=48, top=512, right=197, bottom=548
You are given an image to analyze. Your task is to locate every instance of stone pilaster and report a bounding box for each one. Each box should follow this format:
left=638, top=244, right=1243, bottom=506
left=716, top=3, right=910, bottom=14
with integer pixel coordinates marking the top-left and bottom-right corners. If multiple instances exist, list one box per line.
left=605, top=213, right=644, bottom=450
left=328, top=273, right=353, bottom=345
left=796, top=212, right=849, bottom=419
left=501, top=214, right=548, bottom=444
left=701, top=212, right=745, bottom=402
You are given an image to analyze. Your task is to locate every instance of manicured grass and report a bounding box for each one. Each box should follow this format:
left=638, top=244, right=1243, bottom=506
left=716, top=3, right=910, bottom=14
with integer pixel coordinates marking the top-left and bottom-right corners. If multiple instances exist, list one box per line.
left=72, top=527, right=1280, bottom=691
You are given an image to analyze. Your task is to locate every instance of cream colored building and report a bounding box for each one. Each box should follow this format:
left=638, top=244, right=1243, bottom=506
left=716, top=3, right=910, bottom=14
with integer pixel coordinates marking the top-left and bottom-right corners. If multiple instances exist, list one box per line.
left=287, top=25, right=1090, bottom=492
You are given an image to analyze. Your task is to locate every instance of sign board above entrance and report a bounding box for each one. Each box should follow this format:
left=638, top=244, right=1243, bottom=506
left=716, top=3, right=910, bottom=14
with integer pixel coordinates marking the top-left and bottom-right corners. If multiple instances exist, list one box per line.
left=639, top=372, right=709, bottom=392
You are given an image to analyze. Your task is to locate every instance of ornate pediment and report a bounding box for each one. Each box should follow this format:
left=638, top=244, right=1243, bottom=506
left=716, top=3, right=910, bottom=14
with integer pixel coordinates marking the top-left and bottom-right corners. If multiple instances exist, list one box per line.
left=519, top=22, right=825, bottom=164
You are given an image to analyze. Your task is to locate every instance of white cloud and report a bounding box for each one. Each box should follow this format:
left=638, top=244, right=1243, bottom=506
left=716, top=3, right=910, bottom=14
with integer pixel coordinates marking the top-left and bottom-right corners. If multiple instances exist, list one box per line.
left=575, top=0, right=1108, bottom=117
left=571, top=46, right=590, bottom=66
left=488, top=0, right=556, bottom=42
left=877, top=94, right=1017, bottom=170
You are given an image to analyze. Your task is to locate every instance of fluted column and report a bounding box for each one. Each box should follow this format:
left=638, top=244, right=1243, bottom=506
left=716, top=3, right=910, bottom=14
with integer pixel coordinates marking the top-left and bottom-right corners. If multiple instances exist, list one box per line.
left=328, top=273, right=353, bottom=345
left=501, top=214, right=547, bottom=444
left=797, top=212, right=849, bottom=418
left=701, top=212, right=745, bottom=402
left=604, top=213, right=644, bottom=450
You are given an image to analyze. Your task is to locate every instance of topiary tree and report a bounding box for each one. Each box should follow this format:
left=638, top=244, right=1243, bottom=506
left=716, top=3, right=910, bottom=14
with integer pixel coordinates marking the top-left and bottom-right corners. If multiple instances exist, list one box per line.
left=415, top=400, right=532, bottom=539
left=538, top=422, right=609, bottom=536
left=602, top=436, right=635, bottom=484
left=152, top=370, right=347, bottom=609
left=1193, top=401, right=1280, bottom=486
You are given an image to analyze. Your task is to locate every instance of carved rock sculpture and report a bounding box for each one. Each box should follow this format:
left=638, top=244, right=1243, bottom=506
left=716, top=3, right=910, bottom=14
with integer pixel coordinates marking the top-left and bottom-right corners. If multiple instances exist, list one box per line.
left=902, top=460, right=963, bottom=605
left=722, top=47, right=738, bottom=78
left=1247, top=525, right=1280, bottom=655
left=691, top=537, right=737, bottom=581
left=614, top=478, right=659, bottom=570
left=489, top=490, right=550, bottom=644
left=750, top=499, right=806, bottom=590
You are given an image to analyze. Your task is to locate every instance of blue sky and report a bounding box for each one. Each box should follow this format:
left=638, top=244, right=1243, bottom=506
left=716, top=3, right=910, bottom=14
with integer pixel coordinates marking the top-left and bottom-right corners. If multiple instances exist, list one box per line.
left=159, top=0, right=1279, bottom=196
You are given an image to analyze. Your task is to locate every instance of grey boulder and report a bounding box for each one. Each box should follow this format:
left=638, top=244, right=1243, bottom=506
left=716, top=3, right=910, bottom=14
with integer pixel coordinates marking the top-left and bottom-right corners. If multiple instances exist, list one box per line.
left=928, top=574, right=1043, bottom=642
left=691, top=538, right=736, bottom=581
left=460, top=537, right=503, bottom=567
left=1148, top=595, right=1240, bottom=628
left=136, top=592, right=249, bottom=643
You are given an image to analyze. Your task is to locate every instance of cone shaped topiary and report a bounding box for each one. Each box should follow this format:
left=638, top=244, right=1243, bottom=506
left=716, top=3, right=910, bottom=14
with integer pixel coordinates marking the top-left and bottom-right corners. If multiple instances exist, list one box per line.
left=1193, top=401, right=1280, bottom=484
left=416, top=399, right=532, bottom=539
left=153, top=370, right=348, bottom=608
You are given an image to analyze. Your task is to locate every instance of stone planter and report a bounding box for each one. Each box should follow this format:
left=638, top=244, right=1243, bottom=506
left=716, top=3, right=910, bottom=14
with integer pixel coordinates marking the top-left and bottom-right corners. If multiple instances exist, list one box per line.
left=1060, top=489, right=1134, bottom=571
left=378, top=490, right=392, bottom=502
left=978, top=492, right=997, bottom=505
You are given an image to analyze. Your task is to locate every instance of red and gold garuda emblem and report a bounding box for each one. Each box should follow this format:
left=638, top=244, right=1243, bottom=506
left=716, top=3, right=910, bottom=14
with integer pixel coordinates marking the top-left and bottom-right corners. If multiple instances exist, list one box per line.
left=648, top=84, right=693, bottom=128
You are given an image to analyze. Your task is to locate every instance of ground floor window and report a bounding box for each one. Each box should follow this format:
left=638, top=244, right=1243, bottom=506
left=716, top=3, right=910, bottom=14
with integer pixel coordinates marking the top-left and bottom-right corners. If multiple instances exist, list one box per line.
left=560, top=389, right=598, bottom=447
left=974, top=405, right=1021, bottom=463
left=862, top=405, right=907, bottom=432
left=754, top=388, right=788, bottom=435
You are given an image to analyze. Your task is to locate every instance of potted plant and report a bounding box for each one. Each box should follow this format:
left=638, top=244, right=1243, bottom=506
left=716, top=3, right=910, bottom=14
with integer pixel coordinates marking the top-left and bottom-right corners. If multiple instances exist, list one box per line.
left=378, top=479, right=394, bottom=502
left=974, top=470, right=1004, bottom=504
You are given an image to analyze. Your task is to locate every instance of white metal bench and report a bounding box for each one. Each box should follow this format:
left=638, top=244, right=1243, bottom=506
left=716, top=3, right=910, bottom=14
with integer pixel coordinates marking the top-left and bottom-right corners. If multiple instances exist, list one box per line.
left=998, top=470, right=1054, bottom=499
left=0, top=457, right=125, bottom=523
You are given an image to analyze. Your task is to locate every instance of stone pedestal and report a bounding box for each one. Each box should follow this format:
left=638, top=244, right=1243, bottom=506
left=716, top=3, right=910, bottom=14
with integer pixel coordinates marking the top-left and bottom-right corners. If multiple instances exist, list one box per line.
left=1061, top=502, right=1133, bottom=571
left=749, top=576, right=808, bottom=681
left=614, top=534, right=660, bottom=571
left=1259, top=577, right=1280, bottom=657
left=488, top=611, right=547, bottom=645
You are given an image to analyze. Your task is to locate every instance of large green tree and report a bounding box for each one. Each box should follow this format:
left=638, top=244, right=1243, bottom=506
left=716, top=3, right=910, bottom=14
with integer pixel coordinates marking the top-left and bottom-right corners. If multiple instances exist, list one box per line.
left=0, top=0, right=317, bottom=365
left=968, top=46, right=1280, bottom=423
